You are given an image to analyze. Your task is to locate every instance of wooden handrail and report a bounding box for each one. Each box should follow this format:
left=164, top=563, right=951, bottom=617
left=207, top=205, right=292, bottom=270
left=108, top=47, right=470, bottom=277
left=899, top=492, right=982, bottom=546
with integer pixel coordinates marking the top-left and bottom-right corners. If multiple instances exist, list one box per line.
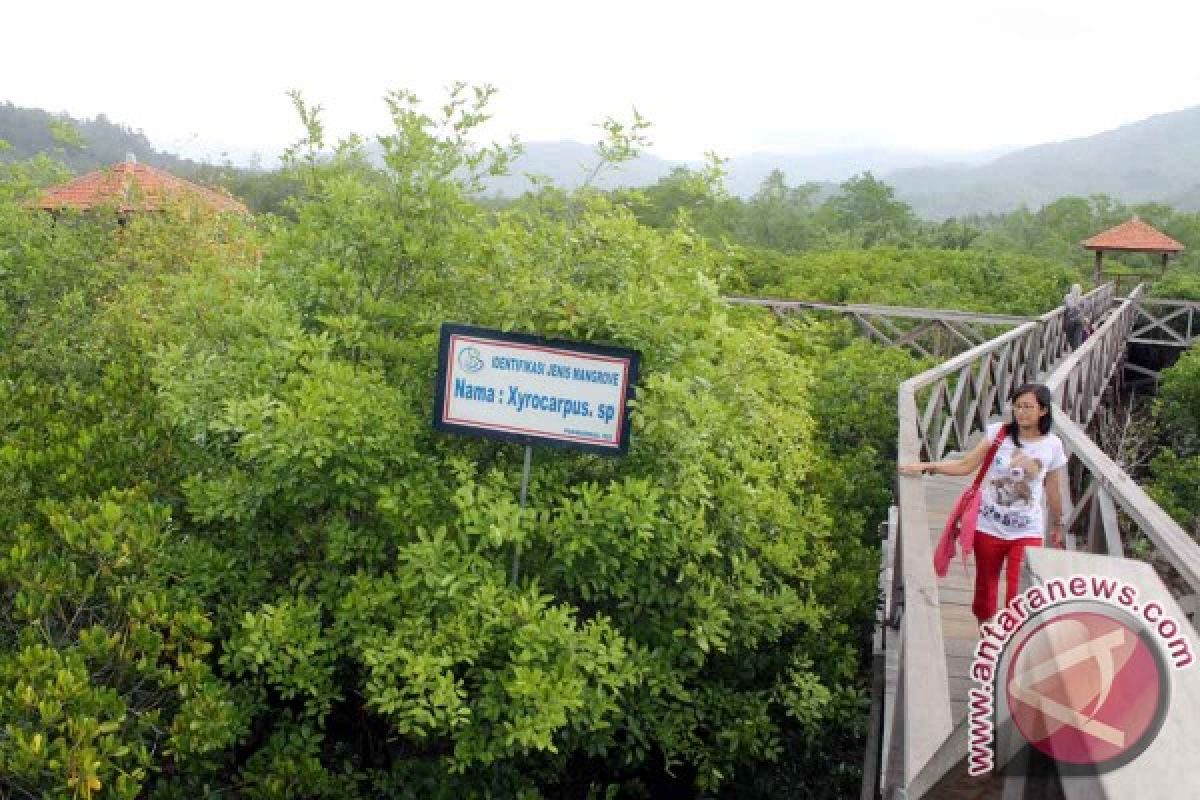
left=1052, top=414, right=1200, bottom=591
left=1129, top=296, right=1200, bottom=347
left=1043, top=283, right=1200, bottom=600
left=895, top=384, right=954, bottom=784
left=1045, top=285, right=1143, bottom=424
left=875, top=280, right=1200, bottom=796
left=722, top=295, right=1034, bottom=325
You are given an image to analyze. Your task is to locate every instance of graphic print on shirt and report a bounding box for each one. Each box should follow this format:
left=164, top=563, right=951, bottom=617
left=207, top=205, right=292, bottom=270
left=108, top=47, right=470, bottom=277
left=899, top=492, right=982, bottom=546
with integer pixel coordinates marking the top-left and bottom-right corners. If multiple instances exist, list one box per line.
left=979, top=451, right=1042, bottom=533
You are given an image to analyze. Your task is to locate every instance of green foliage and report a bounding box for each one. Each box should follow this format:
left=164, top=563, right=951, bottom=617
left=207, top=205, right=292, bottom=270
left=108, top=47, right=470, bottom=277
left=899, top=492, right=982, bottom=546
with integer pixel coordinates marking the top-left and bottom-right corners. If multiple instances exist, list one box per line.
left=820, top=172, right=916, bottom=248
left=620, top=160, right=741, bottom=242
left=0, top=491, right=248, bottom=798
left=736, top=169, right=824, bottom=252
left=1149, top=347, right=1200, bottom=536
left=734, top=246, right=1078, bottom=314
left=1150, top=267, right=1200, bottom=301
left=1156, top=347, right=1200, bottom=450
left=0, top=87, right=897, bottom=797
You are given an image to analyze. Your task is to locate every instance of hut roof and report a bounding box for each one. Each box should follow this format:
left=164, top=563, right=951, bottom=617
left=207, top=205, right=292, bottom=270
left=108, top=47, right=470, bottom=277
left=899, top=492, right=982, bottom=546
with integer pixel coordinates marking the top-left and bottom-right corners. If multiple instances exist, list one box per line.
left=1081, top=217, right=1183, bottom=253
left=33, top=161, right=248, bottom=214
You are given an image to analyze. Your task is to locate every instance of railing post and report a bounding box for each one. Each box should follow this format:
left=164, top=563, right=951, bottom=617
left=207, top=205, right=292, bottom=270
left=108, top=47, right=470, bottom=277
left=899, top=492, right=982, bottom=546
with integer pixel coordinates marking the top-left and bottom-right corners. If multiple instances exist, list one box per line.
left=1097, top=488, right=1123, bottom=557
left=1087, top=493, right=1102, bottom=554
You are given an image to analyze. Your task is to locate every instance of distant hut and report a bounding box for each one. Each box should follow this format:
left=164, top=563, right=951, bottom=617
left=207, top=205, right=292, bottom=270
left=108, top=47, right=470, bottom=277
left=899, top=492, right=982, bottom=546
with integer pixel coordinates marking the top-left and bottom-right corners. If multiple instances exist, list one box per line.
left=32, top=155, right=248, bottom=218
left=1082, top=216, right=1183, bottom=287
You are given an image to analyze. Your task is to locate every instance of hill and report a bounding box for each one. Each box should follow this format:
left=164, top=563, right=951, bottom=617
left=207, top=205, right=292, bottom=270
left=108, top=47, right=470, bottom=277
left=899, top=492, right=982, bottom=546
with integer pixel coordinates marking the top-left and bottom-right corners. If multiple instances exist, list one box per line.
left=0, top=102, right=205, bottom=175
left=887, top=105, right=1200, bottom=218
left=481, top=141, right=994, bottom=197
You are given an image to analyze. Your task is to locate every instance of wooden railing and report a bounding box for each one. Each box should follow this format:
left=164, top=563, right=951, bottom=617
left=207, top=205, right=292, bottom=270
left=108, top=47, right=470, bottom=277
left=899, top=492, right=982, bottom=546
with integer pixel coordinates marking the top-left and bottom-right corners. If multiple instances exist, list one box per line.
left=905, top=285, right=1114, bottom=463
left=1128, top=297, right=1200, bottom=348
left=1045, top=285, right=1143, bottom=426
left=723, top=296, right=1033, bottom=359
left=885, top=284, right=1114, bottom=793
left=1044, top=285, right=1200, bottom=609
left=1051, top=414, right=1200, bottom=592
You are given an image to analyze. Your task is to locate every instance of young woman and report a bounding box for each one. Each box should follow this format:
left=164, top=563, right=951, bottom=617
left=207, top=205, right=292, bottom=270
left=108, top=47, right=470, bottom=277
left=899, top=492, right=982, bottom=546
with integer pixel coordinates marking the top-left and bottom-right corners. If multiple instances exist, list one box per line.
left=899, top=383, right=1068, bottom=623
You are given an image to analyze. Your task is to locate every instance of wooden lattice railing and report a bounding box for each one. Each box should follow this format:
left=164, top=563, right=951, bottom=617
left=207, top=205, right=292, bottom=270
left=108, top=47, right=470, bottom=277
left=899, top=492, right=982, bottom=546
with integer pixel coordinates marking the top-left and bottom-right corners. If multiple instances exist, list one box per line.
left=1045, top=286, right=1200, bottom=611
left=723, top=296, right=1033, bottom=359
left=1128, top=297, right=1200, bottom=348
left=904, top=284, right=1113, bottom=463
left=1046, top=285, right=1143, bottom=426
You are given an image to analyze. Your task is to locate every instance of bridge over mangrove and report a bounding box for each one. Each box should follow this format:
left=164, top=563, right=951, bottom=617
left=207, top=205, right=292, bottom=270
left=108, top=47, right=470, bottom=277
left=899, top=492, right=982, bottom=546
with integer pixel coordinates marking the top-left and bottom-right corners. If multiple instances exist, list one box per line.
left=732, top=288, right=1200, bottom=798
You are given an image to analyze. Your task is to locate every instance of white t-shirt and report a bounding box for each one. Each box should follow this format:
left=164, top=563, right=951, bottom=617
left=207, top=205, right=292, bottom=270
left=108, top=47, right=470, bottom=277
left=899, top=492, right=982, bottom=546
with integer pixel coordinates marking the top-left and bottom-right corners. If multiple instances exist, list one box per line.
left=974, top=422, right=1068, bottom=541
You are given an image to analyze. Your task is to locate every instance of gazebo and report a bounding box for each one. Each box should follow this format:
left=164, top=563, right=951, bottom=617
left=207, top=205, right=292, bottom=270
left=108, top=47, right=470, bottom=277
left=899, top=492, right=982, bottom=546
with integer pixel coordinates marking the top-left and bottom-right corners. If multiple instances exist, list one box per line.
left=1081, top=216, right=1183, bottom=285
left=32, top=157, right=248, bottom=216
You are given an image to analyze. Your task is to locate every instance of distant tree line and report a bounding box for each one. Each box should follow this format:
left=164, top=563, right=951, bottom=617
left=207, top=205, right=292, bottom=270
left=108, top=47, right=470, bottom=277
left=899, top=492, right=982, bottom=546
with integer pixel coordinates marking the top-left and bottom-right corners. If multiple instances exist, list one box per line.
left=610, top=165, right=1200, bottom=300
left=4, top=100, right=1200, bottom=302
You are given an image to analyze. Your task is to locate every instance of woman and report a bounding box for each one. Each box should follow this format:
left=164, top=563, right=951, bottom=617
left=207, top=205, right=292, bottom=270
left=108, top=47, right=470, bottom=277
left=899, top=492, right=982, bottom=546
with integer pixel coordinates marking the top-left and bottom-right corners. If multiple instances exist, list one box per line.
left=899, top=383, right=1068, bottom=623
left=1063, top=283, right=1085, bottom=350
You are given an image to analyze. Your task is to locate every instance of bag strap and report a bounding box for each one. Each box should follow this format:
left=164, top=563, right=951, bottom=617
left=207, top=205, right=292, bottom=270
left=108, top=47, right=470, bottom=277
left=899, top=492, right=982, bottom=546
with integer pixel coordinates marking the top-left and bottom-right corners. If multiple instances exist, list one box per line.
left=970, top=427, right=1008, bottom=491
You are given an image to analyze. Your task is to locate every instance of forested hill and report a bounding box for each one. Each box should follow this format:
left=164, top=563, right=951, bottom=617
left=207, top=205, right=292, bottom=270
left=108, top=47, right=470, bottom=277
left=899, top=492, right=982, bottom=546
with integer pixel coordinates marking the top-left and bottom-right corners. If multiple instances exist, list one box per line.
left=487, top=106, right=1200, bottom=216
left=0, top=102, right=202, bottom=174
left=888, top=105, right=1200, bottom=218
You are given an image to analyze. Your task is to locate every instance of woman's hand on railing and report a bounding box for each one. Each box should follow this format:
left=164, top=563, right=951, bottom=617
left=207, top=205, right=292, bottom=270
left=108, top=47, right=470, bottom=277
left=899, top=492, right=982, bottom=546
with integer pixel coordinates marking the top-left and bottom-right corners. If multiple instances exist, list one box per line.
left=1050, top=524, right=1065, bottom=548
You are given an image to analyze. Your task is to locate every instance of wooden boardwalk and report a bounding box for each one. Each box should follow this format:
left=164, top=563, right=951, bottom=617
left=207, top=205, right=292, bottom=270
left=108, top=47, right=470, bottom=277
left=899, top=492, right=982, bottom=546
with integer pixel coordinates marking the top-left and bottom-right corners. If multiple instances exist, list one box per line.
left=923, top=472, right=984, bottom=729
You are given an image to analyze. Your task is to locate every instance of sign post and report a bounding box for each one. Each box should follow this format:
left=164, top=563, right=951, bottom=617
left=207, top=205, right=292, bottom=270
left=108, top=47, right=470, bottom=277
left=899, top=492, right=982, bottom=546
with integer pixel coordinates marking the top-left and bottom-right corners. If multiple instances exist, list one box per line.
left=512, top=444, right=532, bottom=584
left=433, top=323, right=641, bottom=582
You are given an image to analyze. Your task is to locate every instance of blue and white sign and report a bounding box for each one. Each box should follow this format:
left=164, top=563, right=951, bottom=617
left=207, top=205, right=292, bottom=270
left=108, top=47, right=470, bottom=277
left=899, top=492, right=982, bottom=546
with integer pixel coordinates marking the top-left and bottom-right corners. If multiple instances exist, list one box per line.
left=433, top=323, right=640, bottom=455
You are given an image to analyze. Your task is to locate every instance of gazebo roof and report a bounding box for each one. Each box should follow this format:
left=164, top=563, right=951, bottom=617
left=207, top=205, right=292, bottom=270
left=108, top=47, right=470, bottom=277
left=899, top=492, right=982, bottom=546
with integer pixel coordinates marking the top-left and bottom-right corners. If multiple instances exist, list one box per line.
left=33, top=160, right=248, bottom=215
left=1081, top=217, right=1183, bottom=253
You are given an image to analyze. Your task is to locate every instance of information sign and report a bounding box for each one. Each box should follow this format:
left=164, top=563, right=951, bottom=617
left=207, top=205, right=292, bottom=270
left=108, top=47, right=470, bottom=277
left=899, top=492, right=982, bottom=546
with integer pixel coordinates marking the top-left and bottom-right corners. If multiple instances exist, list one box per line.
left=433, top=323, right=640, bottom=455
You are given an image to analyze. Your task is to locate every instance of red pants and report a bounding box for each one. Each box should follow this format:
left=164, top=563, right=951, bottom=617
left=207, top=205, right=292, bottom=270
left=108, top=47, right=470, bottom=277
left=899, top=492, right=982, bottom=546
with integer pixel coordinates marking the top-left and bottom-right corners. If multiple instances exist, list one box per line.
left=972, top=532, right=1043, bottom=623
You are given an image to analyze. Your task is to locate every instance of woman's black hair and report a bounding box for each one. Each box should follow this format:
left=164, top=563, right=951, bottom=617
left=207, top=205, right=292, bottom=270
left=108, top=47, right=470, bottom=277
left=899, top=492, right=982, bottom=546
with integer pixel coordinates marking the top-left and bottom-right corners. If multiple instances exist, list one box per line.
left=1006, top=383, right=1054, bottom=447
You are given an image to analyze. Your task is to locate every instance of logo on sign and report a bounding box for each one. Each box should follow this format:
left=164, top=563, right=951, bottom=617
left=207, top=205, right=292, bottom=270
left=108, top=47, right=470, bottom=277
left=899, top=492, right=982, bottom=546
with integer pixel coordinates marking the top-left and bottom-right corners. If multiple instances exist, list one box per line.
left=458, top=346, right=484, bottom=373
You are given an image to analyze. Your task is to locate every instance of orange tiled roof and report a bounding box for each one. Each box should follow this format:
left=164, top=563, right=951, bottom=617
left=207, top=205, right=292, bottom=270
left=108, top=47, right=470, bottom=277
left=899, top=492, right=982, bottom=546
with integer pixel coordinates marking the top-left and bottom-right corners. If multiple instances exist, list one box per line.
left=33, top=161, right=248, bottom=214
left=1081, top=217, right=1183, bottom=253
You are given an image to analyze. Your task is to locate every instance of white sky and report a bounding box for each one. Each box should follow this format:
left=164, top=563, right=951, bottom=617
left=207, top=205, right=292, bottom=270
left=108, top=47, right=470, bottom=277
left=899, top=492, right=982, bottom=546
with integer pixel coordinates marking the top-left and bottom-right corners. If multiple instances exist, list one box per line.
left=4, top=0, right=1199, bottom=163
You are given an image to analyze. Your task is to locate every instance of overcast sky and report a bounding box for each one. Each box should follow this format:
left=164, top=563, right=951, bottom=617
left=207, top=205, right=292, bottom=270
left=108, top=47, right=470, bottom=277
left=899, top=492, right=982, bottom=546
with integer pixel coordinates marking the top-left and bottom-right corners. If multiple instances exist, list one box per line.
left=4, top=0, right=1199, bottom=164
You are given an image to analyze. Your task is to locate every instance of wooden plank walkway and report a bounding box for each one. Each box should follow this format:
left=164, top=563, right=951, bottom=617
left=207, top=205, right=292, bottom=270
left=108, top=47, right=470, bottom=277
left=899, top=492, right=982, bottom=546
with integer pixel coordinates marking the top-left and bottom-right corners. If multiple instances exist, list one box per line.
left=923, top=472, right=981, bottom=728
left=881, top=469, right=982, bottom=789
